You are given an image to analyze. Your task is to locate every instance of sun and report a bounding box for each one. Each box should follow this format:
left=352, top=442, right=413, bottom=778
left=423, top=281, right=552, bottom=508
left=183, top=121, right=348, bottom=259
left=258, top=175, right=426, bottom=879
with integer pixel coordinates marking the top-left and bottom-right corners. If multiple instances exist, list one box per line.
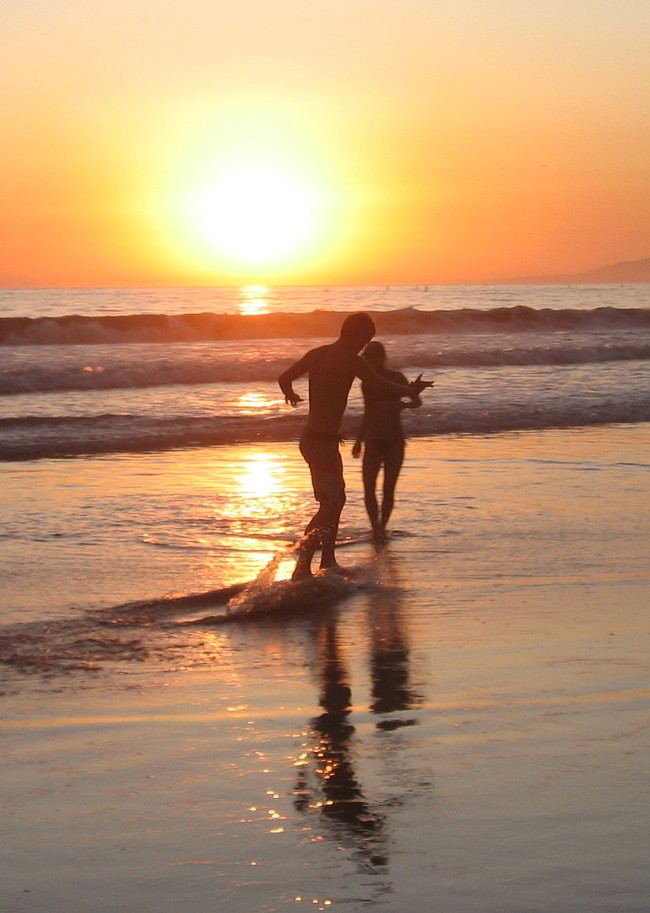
left=150, top=128, right=348, bottom=280
left=190, top=164, right=319, bottom=266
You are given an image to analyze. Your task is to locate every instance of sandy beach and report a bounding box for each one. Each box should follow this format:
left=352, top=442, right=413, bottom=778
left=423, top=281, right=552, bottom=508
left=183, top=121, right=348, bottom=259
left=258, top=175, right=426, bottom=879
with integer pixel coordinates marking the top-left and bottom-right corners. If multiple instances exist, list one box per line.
left=1, top=425, right=649, bottom=913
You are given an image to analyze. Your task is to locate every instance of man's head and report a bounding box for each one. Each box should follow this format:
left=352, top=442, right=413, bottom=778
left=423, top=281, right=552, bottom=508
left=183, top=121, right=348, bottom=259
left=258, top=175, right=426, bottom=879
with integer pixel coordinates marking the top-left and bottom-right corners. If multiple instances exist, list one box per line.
left=339, top=312, right=375, bottom=351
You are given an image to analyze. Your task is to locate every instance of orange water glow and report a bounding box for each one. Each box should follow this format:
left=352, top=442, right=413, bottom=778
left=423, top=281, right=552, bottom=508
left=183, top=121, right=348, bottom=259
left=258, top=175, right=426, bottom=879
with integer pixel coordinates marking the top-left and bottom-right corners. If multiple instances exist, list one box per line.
left=235, top=392, right=274, bottom=415
left=238, top=285, right=271, bottom=316
left=217, top=450, right=297, bottom=581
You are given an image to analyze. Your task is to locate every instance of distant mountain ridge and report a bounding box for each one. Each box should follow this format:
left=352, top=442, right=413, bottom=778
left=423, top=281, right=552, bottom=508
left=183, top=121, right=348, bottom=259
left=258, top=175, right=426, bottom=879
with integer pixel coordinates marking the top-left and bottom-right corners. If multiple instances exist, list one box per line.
left=509, top=257, right=650, bottom=284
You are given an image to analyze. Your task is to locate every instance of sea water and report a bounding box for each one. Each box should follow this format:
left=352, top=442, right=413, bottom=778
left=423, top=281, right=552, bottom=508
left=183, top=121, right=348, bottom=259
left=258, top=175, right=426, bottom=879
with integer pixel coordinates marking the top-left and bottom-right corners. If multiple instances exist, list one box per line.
left=1, top=283, right=649, bottom=667
left=1, top=284, right=649, bottom=460
left=2, top=285, right=650, bottom=913
left=2, top=426, right=649, bottom=913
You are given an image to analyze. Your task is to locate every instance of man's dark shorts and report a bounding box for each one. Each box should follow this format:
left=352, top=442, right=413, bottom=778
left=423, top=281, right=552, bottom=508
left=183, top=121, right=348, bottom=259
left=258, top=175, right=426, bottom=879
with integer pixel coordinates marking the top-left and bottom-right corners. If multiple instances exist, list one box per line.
left=299, top=430, right=345, bottom=506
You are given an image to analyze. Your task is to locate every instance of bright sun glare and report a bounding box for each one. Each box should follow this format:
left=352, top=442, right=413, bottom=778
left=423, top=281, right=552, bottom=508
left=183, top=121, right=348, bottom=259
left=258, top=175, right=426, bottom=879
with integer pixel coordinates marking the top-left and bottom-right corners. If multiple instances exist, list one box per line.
left=192, top=164, right=318, bottom=266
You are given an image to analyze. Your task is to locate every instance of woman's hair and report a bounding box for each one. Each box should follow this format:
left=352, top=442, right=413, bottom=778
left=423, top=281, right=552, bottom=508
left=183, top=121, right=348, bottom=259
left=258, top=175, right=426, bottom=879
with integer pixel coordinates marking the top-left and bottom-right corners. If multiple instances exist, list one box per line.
left=362, top=340, right=386, bottom=366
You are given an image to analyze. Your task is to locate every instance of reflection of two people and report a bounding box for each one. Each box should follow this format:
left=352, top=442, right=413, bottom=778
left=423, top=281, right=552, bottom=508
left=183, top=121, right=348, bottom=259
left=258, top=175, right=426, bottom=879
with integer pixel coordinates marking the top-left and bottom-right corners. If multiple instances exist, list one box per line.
left=293, top=551, right=421, bottom=869
left=294, top=614, right=382, bottom=844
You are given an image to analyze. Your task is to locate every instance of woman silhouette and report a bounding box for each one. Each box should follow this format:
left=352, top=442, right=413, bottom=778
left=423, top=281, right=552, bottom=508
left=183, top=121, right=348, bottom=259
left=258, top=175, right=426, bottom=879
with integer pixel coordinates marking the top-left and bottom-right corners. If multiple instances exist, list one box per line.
left=352, top=342, right=423, bottom=542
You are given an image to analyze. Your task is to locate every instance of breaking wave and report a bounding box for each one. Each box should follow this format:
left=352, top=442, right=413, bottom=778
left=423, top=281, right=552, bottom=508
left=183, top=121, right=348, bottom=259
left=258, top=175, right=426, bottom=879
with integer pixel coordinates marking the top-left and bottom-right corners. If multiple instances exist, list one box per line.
left=2, top=305, right=649, bottom=346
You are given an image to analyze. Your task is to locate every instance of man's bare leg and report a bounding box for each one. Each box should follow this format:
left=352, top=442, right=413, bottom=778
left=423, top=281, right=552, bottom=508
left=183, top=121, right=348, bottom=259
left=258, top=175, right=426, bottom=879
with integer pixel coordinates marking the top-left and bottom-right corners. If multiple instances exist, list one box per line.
left=295, top=498, right=344, bottom=575
left=292, top=536, right=316, bottom=579
left=318, top=522, right=338, bottom=570
left=292, top=523, right=322, bottom=580
left=296, top=438, right=345, bottom=578
left=317, top=498, right=345, bottom=569
left=292, top=552, right=314, bottom=580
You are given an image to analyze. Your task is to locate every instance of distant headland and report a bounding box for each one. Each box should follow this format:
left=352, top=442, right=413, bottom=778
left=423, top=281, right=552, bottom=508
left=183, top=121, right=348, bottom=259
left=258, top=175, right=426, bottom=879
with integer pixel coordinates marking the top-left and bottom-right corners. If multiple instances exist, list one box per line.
left=505, top=257, right=650, bottom=284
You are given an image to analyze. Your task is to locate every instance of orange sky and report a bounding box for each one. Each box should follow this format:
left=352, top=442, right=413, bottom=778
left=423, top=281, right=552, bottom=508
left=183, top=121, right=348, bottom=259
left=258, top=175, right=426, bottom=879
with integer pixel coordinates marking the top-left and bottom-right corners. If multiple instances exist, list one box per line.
left=2, top=0, right=649, bottom=286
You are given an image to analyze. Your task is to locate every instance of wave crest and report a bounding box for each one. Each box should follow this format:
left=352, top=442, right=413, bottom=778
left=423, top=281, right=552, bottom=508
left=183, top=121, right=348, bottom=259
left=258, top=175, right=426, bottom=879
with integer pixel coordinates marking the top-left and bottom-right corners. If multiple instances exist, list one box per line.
left=2, top=306, right=649, bottom=346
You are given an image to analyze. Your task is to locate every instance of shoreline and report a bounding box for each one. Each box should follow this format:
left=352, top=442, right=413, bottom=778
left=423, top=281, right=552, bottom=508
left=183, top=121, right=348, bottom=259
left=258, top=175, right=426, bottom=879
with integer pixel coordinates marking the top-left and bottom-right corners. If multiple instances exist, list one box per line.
left=2, top=424, right=649, bottom=912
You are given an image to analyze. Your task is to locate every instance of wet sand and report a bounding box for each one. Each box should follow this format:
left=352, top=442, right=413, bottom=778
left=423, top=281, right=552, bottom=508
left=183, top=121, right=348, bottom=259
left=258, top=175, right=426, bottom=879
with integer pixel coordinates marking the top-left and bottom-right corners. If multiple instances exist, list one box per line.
left=1, top=427, right=649, bottom=912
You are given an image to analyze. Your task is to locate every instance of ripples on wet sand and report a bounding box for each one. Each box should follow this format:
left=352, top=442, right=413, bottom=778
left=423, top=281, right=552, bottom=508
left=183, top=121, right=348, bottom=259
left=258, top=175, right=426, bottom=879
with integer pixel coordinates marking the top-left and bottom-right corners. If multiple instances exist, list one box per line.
left=1, top=425, right=649, bottom=912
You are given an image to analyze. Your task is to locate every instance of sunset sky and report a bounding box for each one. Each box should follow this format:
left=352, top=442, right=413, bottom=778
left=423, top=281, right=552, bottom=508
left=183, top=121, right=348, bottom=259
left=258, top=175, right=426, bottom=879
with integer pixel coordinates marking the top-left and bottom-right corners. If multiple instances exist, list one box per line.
left=2, top=0, right=649, bottom=286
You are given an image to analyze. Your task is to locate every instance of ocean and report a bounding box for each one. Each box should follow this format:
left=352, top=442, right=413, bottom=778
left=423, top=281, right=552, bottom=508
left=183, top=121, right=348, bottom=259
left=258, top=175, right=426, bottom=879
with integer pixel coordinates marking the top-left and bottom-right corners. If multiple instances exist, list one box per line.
left=2, top=284, right=649, bottom=461
left=1, top=279, right=648, bottom=648
left=2, top=283, right=650, bottom=912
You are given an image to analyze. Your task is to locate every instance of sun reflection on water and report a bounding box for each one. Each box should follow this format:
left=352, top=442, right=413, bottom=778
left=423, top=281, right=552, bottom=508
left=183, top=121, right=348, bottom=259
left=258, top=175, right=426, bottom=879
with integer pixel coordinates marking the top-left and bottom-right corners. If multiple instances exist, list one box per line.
left=238, top=284, right=271, bottom=315
left=213, top=449, right=297, bottom=580
left=236, top=451, right=285, bottom=503
left=236, top=391, right=274, bottom=415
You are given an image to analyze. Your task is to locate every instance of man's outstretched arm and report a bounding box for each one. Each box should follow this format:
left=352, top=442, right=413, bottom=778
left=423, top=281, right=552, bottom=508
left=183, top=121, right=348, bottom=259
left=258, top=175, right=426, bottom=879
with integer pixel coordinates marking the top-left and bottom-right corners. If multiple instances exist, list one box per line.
left=278, top=351, right=313, bottom=406
left=356, top=359, right=433, bottom=402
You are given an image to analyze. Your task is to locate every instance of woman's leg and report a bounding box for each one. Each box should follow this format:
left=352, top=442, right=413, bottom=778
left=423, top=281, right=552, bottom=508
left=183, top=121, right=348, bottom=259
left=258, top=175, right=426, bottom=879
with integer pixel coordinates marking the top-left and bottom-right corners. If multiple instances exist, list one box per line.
left=362, top=442, right=383, bottom=538
left=379, top=440, right=405, bottom=532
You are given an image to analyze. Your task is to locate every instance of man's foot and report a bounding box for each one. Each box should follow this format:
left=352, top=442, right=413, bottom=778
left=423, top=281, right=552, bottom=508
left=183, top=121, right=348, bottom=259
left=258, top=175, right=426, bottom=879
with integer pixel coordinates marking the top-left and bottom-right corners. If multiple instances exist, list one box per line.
left=319, top=562, right=357, bottom=580
left=292, top=561, right=313, bottom=581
